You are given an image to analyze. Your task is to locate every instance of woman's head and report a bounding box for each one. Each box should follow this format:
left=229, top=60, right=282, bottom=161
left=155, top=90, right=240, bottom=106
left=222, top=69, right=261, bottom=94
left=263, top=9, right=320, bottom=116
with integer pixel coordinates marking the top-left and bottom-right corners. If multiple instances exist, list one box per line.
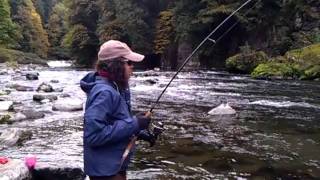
left=96, top=40, right=144, bottom=89
left=96, top=58, right=134, bottom=89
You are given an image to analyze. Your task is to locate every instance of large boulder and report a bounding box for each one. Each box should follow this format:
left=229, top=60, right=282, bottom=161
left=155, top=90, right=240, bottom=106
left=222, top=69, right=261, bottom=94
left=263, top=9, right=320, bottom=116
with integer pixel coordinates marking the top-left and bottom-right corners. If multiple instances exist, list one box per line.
left=52, top=98, right=83, bottom=112
left=0, top=159, right=30, bottom=180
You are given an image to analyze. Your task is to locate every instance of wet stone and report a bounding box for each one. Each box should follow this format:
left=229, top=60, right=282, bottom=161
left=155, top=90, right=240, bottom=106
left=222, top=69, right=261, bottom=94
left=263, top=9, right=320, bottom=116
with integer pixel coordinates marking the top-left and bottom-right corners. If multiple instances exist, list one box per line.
left=33, top=94, right=58, bottom=102
left=12, top=109, right=45, bottom=121
left=7, top=84, right=34, bottom=92
left=0, top=114, right=11, bottom=124
left=0, top=159, right=30, bottom=180
left=145, top=79, right=159, bottom=85
left=54, top=88, right=64, bottom=92
left=32, top=167, right=85, bottom=180
left=37, top=82, right=54, bottom=93
left=0, top=128, right=22, bottom=148
left=50, top=80, right=59, bottom=83
left=26, top=72, right=39, bottom=80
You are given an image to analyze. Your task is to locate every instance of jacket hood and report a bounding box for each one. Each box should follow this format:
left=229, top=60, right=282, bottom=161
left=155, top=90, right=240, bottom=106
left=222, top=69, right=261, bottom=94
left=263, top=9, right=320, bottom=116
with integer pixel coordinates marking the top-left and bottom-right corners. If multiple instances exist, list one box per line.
left=80, top=72, right=99, bottom=94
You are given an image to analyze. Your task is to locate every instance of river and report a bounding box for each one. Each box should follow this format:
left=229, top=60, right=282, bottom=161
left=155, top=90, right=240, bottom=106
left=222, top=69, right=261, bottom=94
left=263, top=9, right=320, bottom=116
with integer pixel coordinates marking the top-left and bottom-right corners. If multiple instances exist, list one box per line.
left=0, top=64, right=319, bottom=179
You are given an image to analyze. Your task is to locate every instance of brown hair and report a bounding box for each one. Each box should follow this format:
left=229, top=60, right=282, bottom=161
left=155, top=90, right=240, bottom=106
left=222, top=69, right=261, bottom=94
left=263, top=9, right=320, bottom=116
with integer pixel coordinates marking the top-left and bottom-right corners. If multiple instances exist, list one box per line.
left=95, top=58, right=128, bottom=90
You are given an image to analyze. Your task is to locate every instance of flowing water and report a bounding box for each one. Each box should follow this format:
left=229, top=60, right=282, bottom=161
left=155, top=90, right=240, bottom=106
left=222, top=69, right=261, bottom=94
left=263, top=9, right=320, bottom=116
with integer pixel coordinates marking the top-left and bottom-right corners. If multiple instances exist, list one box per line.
left=0, top=64, right=319, bottom=179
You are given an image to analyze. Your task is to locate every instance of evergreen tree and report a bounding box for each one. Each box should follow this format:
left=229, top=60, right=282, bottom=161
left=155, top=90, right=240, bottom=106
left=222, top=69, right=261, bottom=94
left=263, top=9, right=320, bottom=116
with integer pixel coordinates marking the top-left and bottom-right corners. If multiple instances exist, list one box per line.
left=0, top=0, right=19, bottom=47
left=64, top=0, right=99, bottom=65
left=47, top=2, right=67, bottom=47
left=47, top=1, right=69, bottom=58
left=10, top=0, right=49, bottom=58
left=154, top=10, right=174, bottom=54
left=97, top=0, right=153, bottom=52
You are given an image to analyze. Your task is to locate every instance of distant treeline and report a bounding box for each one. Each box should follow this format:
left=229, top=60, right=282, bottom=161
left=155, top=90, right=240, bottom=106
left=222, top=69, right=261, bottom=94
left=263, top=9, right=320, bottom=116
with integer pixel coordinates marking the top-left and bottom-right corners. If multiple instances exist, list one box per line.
left=0, top=0, right=319, bottom=69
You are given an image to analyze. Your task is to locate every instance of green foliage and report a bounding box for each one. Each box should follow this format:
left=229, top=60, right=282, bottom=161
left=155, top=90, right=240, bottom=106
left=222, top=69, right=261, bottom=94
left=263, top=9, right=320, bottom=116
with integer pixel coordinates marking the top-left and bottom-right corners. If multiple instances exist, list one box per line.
left=154, top=10, right=174, bottom=54
left=97, top=0, right=153, bottom=52
left=286, top=43, right=320, bottom=79
left=252, top=43, right=320, bottom=80
left=47, top=2, right=69, bottom=58
left=66, top=25, right=98, bottom=66
left=0, top=47, right=46, bottom=64
left=64, top=0, right=99, bottom=65
left=11, top=0, right=49, bottom=58
left=47, top=2, right=68, bottom=47
left=31, top=0, right=55, bottom=24
left=251, top=62, right=300, bottom=79
left=172, top=0, right=202, bottom=41
left=226, top=51, right=268, bottom=73
left=0, top=0, right=19, bottom=47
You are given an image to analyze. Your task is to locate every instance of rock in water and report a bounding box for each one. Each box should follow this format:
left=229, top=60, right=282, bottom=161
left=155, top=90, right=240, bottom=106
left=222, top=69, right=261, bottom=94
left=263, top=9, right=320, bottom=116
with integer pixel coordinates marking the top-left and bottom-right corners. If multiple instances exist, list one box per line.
left=0, top=128, right=22, bottom=147
left=208, top=103, right=236, bottom=115
left=0, top=159, right=30, bottom=180
left=37, top=82, right=54, bottom=93
left=26, top=72, right=39, bottom=80
left=52, top=98, right=83, bottom=112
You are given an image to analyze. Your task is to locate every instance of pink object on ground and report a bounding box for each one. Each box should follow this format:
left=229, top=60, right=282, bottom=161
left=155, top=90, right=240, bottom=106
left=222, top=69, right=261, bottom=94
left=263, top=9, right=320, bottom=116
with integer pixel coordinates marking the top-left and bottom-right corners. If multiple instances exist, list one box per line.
left=0, top=157, right=9, bottom=164
left=24, top=155, right=36, bottom=170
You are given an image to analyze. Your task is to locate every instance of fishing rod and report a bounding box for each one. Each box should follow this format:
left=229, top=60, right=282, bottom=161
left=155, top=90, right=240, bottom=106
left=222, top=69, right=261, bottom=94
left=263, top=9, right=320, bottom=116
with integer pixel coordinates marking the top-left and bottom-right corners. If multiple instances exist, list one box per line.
left=149, top=0, right=257, bottom=113
left=121, top=0, right=260, bottom=167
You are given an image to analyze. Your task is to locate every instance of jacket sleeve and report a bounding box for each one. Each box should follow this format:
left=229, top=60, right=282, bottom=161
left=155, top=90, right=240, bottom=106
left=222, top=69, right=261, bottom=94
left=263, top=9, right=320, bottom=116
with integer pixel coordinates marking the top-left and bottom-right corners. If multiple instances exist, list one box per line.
left=84, top=90, right=140, bottom=147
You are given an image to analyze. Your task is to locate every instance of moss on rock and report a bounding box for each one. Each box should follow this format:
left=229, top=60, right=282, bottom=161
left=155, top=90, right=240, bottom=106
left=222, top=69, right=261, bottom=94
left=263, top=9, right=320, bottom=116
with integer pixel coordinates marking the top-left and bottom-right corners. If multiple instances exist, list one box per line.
left=226, top=51, right=268, bottom=74
left=0, top=114, right=11, bottom=124
left=251, top=62, right=299, bottom=79
left=251, top=43, right=320, bottom=80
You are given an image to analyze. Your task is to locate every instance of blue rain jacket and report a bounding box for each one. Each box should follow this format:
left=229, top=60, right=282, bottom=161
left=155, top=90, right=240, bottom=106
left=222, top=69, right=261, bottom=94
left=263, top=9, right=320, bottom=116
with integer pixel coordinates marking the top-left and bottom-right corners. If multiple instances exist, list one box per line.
left=80, top=72, right=140, bottom=176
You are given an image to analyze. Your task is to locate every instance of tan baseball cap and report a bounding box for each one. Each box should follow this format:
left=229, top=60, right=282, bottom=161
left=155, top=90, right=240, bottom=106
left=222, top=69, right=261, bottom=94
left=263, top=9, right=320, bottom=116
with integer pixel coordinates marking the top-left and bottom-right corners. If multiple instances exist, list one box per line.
left=98, top=40, right=145, bottom=62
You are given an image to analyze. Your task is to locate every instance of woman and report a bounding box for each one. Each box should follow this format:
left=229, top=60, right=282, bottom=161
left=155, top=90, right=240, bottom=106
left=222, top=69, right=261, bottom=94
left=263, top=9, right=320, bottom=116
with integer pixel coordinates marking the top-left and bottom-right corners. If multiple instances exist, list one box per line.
left=80, top=40, right=151, bottom=180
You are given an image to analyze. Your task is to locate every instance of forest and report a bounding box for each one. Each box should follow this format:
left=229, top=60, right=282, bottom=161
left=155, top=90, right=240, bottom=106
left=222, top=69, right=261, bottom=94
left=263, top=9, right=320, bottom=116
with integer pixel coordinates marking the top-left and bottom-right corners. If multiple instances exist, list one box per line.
left=0, top=0, right=319, bottom=79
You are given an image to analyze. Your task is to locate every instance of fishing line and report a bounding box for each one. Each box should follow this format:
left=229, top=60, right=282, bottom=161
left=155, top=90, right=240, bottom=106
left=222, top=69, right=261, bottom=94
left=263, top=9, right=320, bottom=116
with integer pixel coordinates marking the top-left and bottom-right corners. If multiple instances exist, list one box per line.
left=149, top=0, right=260, bottom=113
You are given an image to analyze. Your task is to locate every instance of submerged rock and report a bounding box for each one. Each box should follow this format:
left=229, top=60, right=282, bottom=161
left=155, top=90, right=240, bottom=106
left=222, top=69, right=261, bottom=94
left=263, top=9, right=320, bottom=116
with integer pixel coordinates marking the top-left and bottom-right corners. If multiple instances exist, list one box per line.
left=50, top=80, right=59, bottom=83
left=208, top=103, right=236, bottom=115
left=33, top=94, right=58, bottom=102
left=0, top=90, right=11, bottom=96
left=145, top=79, right=158, bottom=85
left=12, top=109, right=45, bottom=121
left=52, top=98, right=83, bottom=112
left=0, top=159, right=30, bottom=180
left=7, top=84, right=33, bottom=92
left=0, top=128, right=22, bottom=147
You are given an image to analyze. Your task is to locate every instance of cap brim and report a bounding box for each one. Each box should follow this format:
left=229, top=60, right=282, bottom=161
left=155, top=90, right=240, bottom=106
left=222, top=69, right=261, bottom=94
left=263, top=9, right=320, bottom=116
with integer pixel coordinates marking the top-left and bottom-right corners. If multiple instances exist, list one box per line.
left=124, top=52, right=145, bottom=62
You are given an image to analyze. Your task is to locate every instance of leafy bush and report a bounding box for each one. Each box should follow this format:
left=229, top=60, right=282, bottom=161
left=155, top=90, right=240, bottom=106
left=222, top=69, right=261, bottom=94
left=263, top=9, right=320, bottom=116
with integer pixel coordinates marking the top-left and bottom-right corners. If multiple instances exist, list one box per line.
left=226, top=51, right=268, bottom=73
